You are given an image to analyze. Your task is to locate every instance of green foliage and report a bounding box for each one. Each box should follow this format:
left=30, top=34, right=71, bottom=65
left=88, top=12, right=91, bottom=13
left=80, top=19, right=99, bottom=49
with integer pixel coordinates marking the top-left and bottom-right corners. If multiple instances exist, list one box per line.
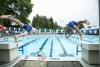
left=32, top=14, right=61, bottom=29
left=78, top=23, right=84, bottom=30
left=0, top=0, right=8, bottom=25
left=0, top=0, right=33, bottom=27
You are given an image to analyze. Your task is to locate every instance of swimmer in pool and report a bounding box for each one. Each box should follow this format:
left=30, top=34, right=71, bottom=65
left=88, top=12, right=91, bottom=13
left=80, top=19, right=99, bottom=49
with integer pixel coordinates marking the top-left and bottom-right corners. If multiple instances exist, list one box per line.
left=65, top=20, right=90, bottom=40
left=0, top=15, right=38, bottom=42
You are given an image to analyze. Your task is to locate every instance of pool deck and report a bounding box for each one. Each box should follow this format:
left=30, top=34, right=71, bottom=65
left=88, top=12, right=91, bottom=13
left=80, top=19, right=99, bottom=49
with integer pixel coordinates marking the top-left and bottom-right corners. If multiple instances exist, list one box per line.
left=0, top=57, right=99, bottom=67
left=13, top=60, right=83, bottom=67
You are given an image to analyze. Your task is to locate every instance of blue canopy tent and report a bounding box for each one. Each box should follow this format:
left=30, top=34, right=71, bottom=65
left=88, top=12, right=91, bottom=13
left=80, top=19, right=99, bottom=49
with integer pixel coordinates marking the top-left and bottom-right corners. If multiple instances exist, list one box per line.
left=11, top=27, right=14, bottom=31
left=15, top=28, right=19, bottom=31
left=20, top=28, right=24, bottom=31
left=51, top=29, right=55, bottom=33
left=81, top=30, right=85, bottom=34
left=46, top=28, right=49, bottom=33
left=41, top=28, right=44, bottom=33
left=85, top=30, right=90, bottom=35
left=6, top=27, right=9, bottom=31
left=97, top=29, right=99, bottom=35
left=58, top=29, right=61, bottom=34
left=14, top=28, right=20, bottom=34
left=90, top=29, right=94, bottom=35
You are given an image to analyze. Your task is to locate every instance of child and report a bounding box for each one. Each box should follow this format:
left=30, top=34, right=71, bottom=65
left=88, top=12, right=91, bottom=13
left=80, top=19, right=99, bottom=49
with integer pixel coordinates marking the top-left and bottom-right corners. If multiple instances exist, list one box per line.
left=65, top=20, right=90, bottom=40
left=0, top=15, right=38, bottom=42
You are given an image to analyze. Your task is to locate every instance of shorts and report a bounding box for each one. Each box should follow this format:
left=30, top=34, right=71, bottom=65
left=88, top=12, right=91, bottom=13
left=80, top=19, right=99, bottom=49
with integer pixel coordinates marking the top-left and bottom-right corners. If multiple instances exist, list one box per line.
left=23, top=24, right=32, bottom=33
left=68, top=21, right=77, bottom=27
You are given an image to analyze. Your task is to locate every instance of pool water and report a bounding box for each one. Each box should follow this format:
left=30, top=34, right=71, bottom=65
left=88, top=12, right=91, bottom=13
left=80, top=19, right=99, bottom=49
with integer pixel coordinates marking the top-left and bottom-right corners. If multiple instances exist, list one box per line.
left=0, top=34, right=99, bottom=58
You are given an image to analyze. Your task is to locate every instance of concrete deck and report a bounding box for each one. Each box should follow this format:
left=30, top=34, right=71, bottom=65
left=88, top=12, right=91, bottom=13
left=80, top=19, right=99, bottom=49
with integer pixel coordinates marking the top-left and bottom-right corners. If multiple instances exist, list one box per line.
left=0, top=57, right=99, bottom=67
left=13, top=61, right=83, bottom=67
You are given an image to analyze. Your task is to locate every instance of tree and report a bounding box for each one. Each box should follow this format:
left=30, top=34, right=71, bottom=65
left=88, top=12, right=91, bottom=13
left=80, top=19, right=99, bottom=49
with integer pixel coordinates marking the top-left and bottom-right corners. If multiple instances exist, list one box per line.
left=0, top=0, right=33, bottom=27
left=49, top=17, right=54, bottom=28
left=0, top=0, right=8, bottom=25
left=54, top=22, right=58, bottom=29
left=32, top=14, right=60, bottom=29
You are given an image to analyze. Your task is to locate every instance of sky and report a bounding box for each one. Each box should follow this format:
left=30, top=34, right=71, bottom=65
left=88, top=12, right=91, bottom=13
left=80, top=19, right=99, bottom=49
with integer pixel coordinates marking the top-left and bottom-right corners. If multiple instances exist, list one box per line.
left=28, top=0, right=99, bottom=28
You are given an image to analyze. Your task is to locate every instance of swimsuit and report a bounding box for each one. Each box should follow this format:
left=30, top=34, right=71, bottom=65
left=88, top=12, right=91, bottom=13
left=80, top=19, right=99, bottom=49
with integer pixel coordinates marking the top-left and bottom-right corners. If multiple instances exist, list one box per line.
left=23, top=24, right=32, bottom=33
left=68, top=21, right=77, bottom=27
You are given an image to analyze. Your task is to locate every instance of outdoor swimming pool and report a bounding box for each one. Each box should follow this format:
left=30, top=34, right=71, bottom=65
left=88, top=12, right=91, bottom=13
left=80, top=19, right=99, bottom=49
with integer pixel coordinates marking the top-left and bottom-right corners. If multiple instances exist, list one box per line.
left=0, top=34, right=99, bottom=58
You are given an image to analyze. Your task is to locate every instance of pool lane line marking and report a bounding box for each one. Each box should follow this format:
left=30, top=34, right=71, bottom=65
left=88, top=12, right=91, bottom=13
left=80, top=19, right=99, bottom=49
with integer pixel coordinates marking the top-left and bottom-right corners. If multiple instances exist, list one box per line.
left=39, top=36, right=50, bottom=51
left=34, top=36, right=50, bottom=56
left=68, top=38, right=79, bottom=45
left=18, top=37, right=42, bottom=54
left=49, top=39, right=53, bottom=57
left=56, top=36, right=67, bottom=53
left=71, top=36, right=94, bottom=43
left=66, top=36, right=81, bottom=45
left=68, top=37, right=82, bottom=47
left=68, top=38, right=82, bottom=46
left=18, top=37, right=42, bottom=49
left=55, top=36, right=74, bottom=57
left=0, top=40, right=8, bottom=42
left=67, top=37, right=82, bottom=55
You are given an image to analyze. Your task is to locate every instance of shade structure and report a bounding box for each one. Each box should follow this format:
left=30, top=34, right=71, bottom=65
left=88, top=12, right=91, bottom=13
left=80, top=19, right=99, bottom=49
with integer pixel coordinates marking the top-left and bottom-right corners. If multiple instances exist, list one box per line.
left=15, top=28, right=19, bottom=31
left=51, top=29, right=55, bottom=33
